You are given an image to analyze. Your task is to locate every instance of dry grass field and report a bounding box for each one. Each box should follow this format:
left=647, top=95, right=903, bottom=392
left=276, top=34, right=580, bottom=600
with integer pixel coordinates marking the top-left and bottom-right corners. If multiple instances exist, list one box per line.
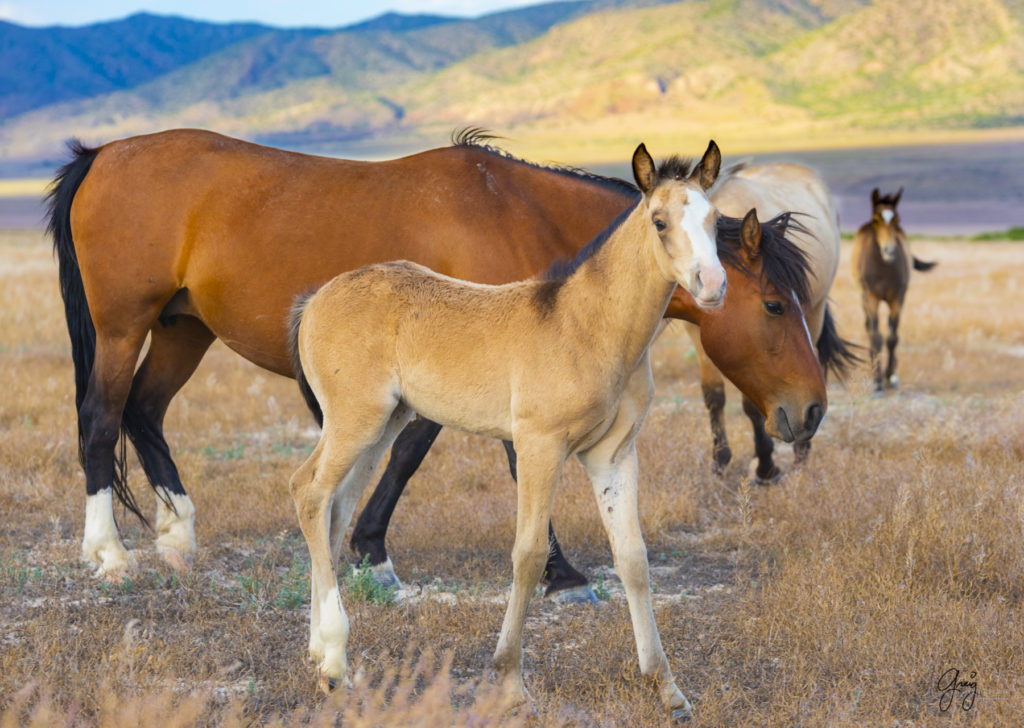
left=2, top=228, right=1023, bottom=726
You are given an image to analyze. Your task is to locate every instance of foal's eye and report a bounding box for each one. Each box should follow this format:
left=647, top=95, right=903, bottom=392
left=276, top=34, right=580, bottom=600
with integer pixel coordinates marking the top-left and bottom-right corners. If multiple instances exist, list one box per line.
left=653, top=218, right=667, bottom=232
left=764, top=301, right=784, bottom=316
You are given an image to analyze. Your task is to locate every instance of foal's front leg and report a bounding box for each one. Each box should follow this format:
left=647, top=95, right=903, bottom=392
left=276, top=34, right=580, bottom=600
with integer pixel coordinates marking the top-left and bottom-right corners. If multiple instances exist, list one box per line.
left=861, top=290, right=884, bottom=392
left=492, top=436, right=564, bottom=707
left=579, top=440, right=691, bottom=719
left=884, top=299, right=903, bottom=389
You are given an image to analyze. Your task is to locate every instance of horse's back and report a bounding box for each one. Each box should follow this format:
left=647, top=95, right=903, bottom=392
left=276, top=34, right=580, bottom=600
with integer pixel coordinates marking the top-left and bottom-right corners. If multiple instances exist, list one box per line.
left=713, top=163, right=840, bottom=331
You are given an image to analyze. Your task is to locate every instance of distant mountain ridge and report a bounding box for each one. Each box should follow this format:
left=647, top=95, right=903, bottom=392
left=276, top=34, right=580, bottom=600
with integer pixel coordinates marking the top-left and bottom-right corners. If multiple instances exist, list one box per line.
left=1, top=0, right=1022, bottom=173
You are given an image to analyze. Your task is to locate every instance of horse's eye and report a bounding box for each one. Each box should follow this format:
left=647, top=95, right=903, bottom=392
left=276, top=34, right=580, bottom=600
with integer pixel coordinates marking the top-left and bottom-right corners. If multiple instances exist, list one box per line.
left=653, top=218, right=667, bottom=232
left=764, top=301, right=784, bottom=316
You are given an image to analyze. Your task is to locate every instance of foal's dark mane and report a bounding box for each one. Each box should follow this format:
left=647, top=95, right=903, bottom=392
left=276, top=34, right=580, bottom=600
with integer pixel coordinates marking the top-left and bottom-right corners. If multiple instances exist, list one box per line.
left=875, top=192, right=901, bottom=207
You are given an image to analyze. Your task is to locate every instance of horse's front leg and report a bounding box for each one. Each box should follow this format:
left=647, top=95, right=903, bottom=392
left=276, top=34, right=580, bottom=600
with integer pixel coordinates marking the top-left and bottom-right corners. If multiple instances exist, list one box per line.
left=501, top=440, right=596, bottom=604
left=685, top=322, right=732, bottom=472
left=579, top=437, right=690, bottom=719
left=492, top=436, right=564, bottom=708
left=861, top=290, right=884, bottom=392
left=742, top=395, right=779, bottom=484
left=884, top=299, right=903, bottom=389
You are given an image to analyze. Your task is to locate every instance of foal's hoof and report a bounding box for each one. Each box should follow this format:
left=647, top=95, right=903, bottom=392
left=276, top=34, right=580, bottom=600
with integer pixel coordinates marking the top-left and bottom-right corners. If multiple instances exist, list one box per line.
left=548, top=584, right=599, bottom=605
left=748, top=460, right=781, bottom=485
left=368, top=558, right=404, bottom=590
left=317, top=672, right=351, bottom=694
left=671, top=707, right=693, bottom=723
left=888, top=374, right=900, bottom=389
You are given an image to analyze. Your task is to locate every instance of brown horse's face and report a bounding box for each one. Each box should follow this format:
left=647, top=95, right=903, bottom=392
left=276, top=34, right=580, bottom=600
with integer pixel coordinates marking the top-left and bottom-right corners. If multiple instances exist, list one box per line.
left=669, top=246, right=827, bottom=443
left=871, top=188, right=903, bottom=262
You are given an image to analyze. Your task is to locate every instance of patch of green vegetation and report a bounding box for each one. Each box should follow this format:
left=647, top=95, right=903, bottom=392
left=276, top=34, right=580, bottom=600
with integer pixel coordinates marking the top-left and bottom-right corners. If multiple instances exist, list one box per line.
left=345, top=555, right=397, bottom=606
left=274, top=553, right=310, bottom=608
left=971, top=227, right=1024, bottom=242
left=593, top=574, right=611, bottom=601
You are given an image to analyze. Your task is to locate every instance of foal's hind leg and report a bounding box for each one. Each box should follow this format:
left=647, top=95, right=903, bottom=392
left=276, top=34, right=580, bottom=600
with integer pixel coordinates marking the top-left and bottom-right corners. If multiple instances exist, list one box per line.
left=128, top=317, right=215, bottom=570
left=884, top=300, right=902, bottom=389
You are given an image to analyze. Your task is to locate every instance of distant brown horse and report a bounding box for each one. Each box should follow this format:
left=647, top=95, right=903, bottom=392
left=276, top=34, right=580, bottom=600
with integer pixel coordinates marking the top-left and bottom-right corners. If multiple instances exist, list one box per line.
left=853, top=187, right=935, bottom=391
left=47, top=128, right=825, bottom=579
left=288, top=144, right=730, bottom=717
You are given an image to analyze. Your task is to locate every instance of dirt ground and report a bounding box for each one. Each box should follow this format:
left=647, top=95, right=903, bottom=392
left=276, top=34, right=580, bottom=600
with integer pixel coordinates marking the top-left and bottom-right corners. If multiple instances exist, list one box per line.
left=2, top=230, right=1023, bottom=726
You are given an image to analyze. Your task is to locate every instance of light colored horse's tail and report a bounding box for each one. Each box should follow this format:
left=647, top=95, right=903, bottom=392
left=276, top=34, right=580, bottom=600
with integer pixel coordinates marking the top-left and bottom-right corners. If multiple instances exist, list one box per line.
left=288, top=293, right=324, bottom=427
left=817, top=304, right=861, bottom=380
left=912, top=257, right=937, bottom=272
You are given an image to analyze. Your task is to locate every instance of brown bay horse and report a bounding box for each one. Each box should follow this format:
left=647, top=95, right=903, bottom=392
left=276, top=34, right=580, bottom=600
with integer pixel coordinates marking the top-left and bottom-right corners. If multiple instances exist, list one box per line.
left=853, top=188, right=936, bottom=392
left=288, top=144, right=730, bottom=716
left=47, top=128, right=826, bottom=580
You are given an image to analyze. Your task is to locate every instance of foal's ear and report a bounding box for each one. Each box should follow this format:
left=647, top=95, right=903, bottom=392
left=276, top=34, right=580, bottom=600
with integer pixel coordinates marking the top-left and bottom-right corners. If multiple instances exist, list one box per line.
left=871, top=188, right=880, bottom=207
left=740, top=208, right=762, bottom=258
left=691, top=140, right=721, bottom=190
left=893, top=186, right=903, bottom=207
left=632, top=143, right=657, bottom=194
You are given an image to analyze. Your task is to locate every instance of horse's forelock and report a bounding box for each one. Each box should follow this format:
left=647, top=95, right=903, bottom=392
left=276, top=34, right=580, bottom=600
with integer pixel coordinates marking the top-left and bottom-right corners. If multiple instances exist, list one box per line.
left=715, top=213, right=813, bottom=305
left=655, top=156, right=695, bottom=183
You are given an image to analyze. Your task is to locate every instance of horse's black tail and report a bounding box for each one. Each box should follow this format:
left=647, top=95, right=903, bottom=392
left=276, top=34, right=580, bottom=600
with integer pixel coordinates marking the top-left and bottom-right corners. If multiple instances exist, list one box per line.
left=817, top=304, right=862, bottom=381
left=288, top=294, right=324, bottom=428
left=46, top=139, right=148, bottom=524
left=913, top=257, right=937, bottom=272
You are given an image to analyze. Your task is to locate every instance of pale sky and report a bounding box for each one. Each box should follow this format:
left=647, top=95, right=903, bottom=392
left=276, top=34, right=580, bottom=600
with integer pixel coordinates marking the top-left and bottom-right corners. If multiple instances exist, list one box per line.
left=0, top=0, right=548, bottom=28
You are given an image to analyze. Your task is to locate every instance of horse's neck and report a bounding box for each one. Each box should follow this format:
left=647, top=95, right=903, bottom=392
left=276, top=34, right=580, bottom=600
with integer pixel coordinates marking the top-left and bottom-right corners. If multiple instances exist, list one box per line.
left=561, top=206, right=675, bottom=366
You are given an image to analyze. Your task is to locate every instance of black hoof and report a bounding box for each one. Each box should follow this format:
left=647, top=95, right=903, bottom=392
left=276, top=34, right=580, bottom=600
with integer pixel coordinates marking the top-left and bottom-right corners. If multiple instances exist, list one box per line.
left=548, top=584, right=599, bottom=604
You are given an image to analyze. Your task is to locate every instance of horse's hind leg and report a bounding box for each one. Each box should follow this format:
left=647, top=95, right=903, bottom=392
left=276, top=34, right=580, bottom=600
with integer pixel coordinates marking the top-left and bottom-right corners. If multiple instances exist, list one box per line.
left=884, top=300, right=902, bottom=389
left=80, top=332, right=149, bottom=578
left=128, top=317, right=215, bottom=570
left=742, top=396, right=780, bottom=484
left=348, top=416, right=443, bottom=587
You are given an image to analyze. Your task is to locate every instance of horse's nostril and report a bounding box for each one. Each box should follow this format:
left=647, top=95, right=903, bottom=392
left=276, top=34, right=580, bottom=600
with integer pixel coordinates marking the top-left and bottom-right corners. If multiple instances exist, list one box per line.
left=805, top=402, right=824, bottom=430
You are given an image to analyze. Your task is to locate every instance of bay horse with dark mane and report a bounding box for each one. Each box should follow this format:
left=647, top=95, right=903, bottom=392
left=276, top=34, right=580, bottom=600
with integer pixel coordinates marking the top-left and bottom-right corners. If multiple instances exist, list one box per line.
left=288, top=143, right=728, bottom=716
left=853, top=187, right=935, bottom=392
left=47, top=128, right=827, bottom=581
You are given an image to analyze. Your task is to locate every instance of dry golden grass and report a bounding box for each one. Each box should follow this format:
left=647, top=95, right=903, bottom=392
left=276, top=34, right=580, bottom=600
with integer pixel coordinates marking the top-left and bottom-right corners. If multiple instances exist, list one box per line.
left=2, top=230, right=1023, bottom=725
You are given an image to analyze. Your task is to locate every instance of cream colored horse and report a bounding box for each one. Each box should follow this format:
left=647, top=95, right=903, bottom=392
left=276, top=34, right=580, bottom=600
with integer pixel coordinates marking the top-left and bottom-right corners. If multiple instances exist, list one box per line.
left=287, top=142, right=730, bottom=718
left=685, top=162, right=854, bottom=482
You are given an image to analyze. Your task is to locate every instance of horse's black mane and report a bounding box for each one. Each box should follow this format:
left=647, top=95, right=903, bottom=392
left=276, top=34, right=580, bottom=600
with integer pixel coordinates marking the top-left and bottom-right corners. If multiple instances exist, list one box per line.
left=875, top=192, right=901, bottom=206
left=452, top=128, right=814, bottom=308
left=451, top=127, right=638, bottom=198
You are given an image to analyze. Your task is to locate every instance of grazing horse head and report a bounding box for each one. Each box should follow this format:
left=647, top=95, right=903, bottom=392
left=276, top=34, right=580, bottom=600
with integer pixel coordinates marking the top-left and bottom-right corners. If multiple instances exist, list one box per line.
left=870, top=187, right=904, bottom=262
left=632, top=141, right=726, bottom=308
left=671, top=210, right=827, bottom=443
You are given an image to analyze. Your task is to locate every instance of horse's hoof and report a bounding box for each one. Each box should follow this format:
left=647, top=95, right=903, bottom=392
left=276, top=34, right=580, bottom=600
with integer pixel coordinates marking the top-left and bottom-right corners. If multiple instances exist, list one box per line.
left=548, top=584, right=599, bottom=604
left=369, top=558, right=403, bottom=590
left=318, top=674, right=336, bottom=693
left=157, top=546, right=192, bottom=573
left=888, top=375, right=899, bottom=389
left=671, top=707, right=693, bottom=723
left=749, top=460, right=781, bottom=485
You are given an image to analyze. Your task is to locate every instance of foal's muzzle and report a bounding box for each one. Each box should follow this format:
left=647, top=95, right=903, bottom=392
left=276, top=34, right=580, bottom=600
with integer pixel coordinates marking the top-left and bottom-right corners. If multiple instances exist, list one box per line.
left=693, top=265, right=727, bottom=309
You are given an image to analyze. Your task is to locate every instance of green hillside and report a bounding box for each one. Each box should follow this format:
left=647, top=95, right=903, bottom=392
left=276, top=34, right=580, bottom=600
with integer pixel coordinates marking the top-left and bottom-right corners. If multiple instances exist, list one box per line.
left=1, top=0, right=1022, bottom=169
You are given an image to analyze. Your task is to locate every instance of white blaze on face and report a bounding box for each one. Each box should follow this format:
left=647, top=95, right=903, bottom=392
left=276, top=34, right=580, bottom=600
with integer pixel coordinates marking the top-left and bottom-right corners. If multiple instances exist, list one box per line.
left=678, top=190, right=725, bottom=303
left=881, top=209, right=895, bottom=225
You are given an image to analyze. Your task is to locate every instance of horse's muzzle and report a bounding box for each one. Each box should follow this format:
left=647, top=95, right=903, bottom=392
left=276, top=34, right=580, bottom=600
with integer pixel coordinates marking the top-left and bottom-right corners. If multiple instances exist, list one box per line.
left=769, top=402, right=824, bottom=443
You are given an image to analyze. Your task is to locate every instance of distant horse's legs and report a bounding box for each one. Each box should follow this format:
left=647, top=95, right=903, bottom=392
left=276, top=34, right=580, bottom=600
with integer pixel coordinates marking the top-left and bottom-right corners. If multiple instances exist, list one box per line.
left=884, top=300, right=903, bottom=389
left=743, top=396, right=780, bottom=483
left=80, top=332, right=149, bottom=578
left=492, top=436, right=563, bottom=706
left=128, top=316, right=215, bottom=570
left=501, top=441, right=594, bottom=603
left=349, top=417, right=443, bottom=585
left=862, top=291, right=884, bottom=391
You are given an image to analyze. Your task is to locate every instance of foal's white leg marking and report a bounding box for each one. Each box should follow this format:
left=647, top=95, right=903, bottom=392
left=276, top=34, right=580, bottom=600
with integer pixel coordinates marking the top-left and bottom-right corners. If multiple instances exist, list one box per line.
left=580, top=443, right=691, bottom=716
left=82, top=488, right=134, bottom=577
left=318, top=586, right=351, bottom=685
left=154, top=488, right=196, bottom=571
left=680, top=192, right=726, bottom=302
